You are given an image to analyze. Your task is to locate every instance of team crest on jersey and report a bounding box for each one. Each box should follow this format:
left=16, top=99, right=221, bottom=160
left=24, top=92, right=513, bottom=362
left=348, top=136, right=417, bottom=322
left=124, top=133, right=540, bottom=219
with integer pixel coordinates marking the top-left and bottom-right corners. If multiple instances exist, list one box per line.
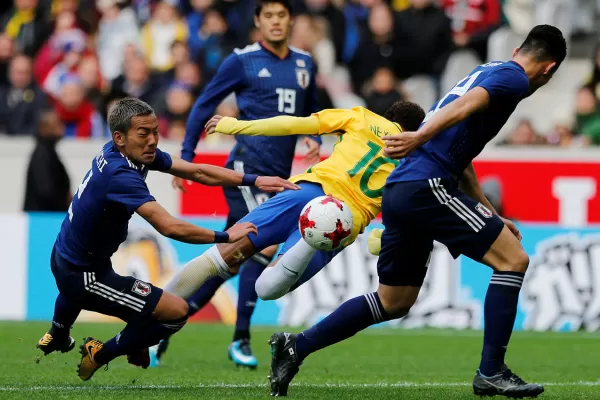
left=296, top=69, right=310, bottom=90
left=475, top=203, right=493, bottom=218
left=132, top=280, right=152, bottom=297
left=296, top=59, right=306, bottom=68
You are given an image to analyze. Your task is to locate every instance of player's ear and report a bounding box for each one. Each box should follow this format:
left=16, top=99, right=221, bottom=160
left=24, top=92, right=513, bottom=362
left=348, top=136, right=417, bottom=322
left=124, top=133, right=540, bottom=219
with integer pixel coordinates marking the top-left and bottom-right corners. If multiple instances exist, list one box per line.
left=544, top=61, right=557, bottom=75
left=112, top=130, right=126, bottom=147
left=512, top=47, right=520, bottom=58
left=254, top=15, right=259, bottom=29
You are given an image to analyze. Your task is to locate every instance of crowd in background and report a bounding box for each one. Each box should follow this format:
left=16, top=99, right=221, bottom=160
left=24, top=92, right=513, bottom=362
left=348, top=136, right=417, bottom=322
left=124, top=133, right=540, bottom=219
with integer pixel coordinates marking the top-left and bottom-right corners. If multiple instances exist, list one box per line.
left=0, top=0, right=600, bottom=147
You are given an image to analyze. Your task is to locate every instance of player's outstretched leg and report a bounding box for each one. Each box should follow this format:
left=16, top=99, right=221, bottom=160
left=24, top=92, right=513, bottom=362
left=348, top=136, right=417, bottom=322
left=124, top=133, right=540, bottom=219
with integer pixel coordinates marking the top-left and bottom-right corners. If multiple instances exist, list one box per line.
left=473, top=226, right=544, bottom=398
left=255, top=240, right=316, bottom=300
left=78, top=291, right=188, bottom=380
left=149, top=276, right=226, bottom=367
left=268, top=285, right=417, bottom=396
left=37, top=293, right=80, bottom=355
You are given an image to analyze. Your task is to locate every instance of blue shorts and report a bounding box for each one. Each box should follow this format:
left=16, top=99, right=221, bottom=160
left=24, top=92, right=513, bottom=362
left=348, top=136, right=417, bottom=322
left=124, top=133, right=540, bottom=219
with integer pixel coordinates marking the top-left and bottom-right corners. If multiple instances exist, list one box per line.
left=377, top=178, right=504, bottom=287
left=238, top=182, right=341, bottom=286
left=50, top=245, right=163, bottom=323
left=223, top=160, right=275, bottom=229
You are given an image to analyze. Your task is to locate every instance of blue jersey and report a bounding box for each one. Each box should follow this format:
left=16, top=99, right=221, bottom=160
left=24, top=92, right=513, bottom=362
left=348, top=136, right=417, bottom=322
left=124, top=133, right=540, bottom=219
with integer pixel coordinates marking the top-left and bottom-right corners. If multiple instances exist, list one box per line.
left=388, top=61, right=529, bottom=184
left=55, top=141, right=172, bottom=267
left=182, top=42, right=320, bottom=178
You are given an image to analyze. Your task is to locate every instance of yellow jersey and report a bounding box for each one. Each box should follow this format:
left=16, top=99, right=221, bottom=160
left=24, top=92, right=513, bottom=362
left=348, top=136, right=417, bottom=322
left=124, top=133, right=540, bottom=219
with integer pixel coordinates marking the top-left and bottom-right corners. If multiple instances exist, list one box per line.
left=215, top=106, right=403, bottom=240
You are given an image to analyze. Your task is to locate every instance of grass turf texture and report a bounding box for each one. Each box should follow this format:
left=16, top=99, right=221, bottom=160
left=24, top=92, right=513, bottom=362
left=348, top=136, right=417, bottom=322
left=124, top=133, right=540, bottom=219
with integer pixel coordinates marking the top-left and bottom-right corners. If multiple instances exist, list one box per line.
left=0, top=322, right=598, bottom=399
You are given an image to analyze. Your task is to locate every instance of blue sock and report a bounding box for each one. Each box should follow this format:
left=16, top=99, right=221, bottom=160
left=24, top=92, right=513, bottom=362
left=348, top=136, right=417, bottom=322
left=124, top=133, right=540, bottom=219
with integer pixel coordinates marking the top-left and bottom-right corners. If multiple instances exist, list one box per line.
left=234, top=256, right=268, bottom=341
left=49, top=293, right=81, bottom=340
left=295, top=292, right=388, bottom=362
left=186, top=276, right=226, bottom=316
left=95, top=316, right=187, bottom=365
left=479, top=271, right=524, bottom=376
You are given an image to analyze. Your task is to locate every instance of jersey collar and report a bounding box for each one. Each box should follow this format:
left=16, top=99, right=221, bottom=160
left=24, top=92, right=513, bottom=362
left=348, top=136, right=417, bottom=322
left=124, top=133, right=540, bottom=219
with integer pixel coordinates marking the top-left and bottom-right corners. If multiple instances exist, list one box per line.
left=259, top=41, right=290, bottom=60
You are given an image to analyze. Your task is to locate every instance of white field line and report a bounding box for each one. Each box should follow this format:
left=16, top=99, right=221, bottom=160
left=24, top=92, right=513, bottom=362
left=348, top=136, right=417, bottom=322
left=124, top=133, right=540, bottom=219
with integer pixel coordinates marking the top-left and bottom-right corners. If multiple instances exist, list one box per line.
left=1, top=381, right=600, bottom=391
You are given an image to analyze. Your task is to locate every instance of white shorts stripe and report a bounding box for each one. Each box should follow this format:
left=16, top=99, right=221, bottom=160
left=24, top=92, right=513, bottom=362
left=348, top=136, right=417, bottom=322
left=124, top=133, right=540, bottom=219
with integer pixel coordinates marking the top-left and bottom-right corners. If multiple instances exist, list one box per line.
left=88, top=273, right=146, bottom=307
left=435, top=179, right=484, bottom=230
left=233, top=161, right=258, bottom=212
left=84, top=273, right=145, bottom=311
left=429, top=180, right=480, bottom=232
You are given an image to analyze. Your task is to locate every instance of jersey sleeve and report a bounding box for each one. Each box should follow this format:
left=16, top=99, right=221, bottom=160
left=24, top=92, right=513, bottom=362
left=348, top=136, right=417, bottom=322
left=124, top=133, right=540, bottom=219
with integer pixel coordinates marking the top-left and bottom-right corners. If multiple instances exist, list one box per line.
left=106, top=169, right=155, bottom=214
left=312, top=108, right=357, bottom=135
left=477, top=67, right=529, bottom=102
left=181, top=54, right=245, bottom=162
left=148, top=148, right=173, bottom=171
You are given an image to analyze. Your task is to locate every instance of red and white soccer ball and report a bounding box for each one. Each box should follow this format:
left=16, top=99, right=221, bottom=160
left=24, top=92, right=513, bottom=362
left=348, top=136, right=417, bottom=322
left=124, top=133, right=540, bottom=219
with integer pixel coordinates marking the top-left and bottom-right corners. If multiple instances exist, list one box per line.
left=299, top=195, right=354, bottom=251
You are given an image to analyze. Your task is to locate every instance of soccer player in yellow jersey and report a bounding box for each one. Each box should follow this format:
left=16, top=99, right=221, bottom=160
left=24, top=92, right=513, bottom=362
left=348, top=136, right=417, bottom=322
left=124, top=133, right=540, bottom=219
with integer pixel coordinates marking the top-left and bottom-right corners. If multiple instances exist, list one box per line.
left=164, top=101, right=424, bottom=307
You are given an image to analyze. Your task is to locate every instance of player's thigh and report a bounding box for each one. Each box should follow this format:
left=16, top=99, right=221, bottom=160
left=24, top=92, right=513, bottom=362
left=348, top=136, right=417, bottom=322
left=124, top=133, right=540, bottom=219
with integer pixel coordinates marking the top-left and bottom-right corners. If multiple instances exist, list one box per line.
left=427, top=179, right=504, bottom=262
left=79, top=269, right=163, bottom=323
left=236, top=182, right=326, bottom=252
left=377, top=183, right=434, bottom=289
left=152, top=290, right=188, bottom=321
left=480, top=225, right=529, bottom=273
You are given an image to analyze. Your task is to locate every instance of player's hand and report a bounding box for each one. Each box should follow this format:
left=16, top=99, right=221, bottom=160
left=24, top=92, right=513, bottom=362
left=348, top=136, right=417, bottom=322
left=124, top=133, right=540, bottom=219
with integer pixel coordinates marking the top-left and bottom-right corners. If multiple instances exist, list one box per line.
left=382, top=132, right=425, bottom=159
left=255, top=176, right=300, bottom=193
left=226, top=222, right=258, bottom=243
left=501, top=217, right=522, bottom=241
left=172, top=176, right=189, bottom=193
left=205, top=115, right=224, bottom=135
left=303, top=137, right=321, bottom=164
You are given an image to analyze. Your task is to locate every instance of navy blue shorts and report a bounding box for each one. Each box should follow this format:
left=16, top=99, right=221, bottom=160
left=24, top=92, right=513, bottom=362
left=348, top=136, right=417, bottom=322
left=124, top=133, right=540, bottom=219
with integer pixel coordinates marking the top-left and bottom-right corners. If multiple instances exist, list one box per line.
left=50, top=246, right=163, bottom=323
left=237, top=182, right=341, bottom=282
left=223, top=160, right=275, bottom=230
left=378, top=178, right=504, bottom=287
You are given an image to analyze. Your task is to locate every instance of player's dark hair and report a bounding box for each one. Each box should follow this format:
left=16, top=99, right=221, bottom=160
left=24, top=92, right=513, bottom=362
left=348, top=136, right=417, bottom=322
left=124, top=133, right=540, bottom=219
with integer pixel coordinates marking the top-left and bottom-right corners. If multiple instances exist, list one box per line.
left=384, top=101, right=426, bottom=132
left=255, top=0, right=292, bottom=17
left=518, top=25, right=567, bottom=69
left=108, top=97, right=155, bottom=134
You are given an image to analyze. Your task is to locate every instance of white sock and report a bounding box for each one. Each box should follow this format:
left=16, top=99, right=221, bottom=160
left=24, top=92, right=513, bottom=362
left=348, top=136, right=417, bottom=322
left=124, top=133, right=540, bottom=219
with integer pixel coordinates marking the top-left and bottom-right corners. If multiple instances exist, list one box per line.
left=255, top=240, right=316, bottom=300
left=164, top=246, right=232, bottom=299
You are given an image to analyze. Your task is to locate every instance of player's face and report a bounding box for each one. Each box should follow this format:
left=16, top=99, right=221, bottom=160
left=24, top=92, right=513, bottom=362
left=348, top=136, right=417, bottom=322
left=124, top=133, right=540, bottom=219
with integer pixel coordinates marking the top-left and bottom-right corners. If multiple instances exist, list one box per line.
left=119, top=115, right=160, bottom=165
left=255, top=3, right=291, bottom=44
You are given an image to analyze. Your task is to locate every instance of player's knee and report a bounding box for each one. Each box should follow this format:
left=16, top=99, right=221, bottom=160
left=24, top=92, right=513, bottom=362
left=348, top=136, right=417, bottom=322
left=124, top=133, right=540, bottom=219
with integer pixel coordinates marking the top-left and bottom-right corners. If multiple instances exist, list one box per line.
left=378, top=295, right=414, bottom=320
left=497, top=249, right=529, bottom=273
left=172, top=295, right=189, bottom=319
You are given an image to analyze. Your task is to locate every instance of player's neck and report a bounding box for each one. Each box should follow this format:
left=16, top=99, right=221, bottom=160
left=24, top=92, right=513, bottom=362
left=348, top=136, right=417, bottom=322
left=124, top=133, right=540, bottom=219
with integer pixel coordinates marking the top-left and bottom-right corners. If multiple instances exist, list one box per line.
left=511, top=55, right=538, bottom=80
left=261, top=40, right=289, bottom=59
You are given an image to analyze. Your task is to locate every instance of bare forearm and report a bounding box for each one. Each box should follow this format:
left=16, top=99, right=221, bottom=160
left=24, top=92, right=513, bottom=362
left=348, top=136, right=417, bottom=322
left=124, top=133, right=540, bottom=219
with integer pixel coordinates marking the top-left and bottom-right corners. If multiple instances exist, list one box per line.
left=192, top=164, right=246, bottom=186
left=164, top=220, right=220, bottom=244
left=459, top=163, right=498, bottom=215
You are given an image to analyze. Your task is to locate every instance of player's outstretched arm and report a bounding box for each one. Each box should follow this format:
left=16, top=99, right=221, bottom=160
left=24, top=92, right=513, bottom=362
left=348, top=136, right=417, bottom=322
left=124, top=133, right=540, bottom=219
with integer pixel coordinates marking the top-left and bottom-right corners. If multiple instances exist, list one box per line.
left=205, top=114, right=321, bottom=137
left=383, top=87, right=491, bottom=159
left=168, top=156, right=300, bottom=192
left=137, top=201, right=258, bottom=244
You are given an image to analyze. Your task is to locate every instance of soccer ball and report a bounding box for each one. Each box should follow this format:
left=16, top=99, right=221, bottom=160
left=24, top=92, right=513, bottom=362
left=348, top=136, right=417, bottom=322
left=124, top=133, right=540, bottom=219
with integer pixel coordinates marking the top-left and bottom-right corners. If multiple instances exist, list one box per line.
left=299, top=195, right=353, bottom=251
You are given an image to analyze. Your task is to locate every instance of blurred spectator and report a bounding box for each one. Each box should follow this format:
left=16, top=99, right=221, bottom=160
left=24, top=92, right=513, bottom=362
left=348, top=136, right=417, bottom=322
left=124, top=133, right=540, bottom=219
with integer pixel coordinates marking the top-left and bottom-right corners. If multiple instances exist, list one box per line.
left=49, top=0, right=92, bottom=34
left=0, top=54, right=46, bottom=136
left=190, top=5, right=238, bottom=80
left=162, top=82, right=193, bottom=138
left=440, top=0, right=502, bottom=61
left=290, top=15, right=336, bottom=78
left=53, top=75, right=104, bottom=138
left=111, top=55, right=161, bottom=110
left=499, top=119, right=547, bottom=145
left=174, top=61, right=202, bottom=95
left=78, top=55, right=107, bottom=113
left=0, top=34, right=15, bottom=86
left=96, top=0, right=141, bottom=81
left=0, top=0, right=49, bottom=57
left=574, top=87, right=600, bottom=146
left=365, top=67, right=404, bottom=117
left=395, top=0, right=453, bottom=82
left=141, top=1, right=188, bottom=73
left=23, top=109, right=71, bottom=212
left=547, top=123, right=580, bottom=147
left=585, top=44, right=600, bottom=101
left=348, top=3, right=398, bottom=94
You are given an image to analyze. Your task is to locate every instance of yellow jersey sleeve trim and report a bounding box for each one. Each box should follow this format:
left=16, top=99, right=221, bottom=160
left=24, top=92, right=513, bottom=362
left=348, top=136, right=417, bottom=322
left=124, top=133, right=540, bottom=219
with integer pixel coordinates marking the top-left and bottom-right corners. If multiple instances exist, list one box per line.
left=215, top=115, right=320, bottom=137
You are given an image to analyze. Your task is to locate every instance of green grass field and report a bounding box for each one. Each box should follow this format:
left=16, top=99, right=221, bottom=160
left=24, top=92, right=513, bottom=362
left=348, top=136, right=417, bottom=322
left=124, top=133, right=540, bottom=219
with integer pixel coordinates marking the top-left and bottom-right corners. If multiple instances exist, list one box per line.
left=0, top=321, right=599, bottom=399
